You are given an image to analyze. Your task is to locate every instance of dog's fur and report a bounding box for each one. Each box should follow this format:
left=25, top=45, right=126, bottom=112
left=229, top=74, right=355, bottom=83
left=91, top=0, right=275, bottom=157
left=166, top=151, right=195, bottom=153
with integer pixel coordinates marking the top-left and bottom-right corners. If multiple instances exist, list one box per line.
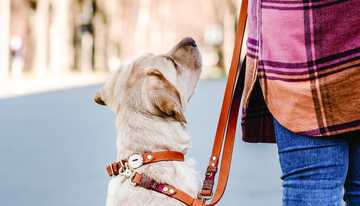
left=94, top=38, right=202, bottom=206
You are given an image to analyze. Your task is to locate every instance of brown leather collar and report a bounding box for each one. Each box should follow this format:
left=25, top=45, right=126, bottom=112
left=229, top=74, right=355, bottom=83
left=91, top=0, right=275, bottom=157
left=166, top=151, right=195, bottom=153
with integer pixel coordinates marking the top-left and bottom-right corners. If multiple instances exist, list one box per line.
left=106, top=150, right=204, bottom=205
left=106, top=151, right=184, bottom=177
left=106, top=151, right=203, bottom=206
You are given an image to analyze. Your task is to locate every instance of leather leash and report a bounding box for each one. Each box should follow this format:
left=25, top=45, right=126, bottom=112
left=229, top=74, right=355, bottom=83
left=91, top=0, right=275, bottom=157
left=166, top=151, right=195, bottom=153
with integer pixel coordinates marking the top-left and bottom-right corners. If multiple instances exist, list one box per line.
left=199, top=0, right=248, bottom=204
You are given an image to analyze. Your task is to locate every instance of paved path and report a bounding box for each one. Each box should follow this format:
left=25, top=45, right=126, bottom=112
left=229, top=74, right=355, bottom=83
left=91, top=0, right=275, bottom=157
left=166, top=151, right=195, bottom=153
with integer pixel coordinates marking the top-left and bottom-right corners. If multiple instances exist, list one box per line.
left=0, top=79, right=283, bottom=206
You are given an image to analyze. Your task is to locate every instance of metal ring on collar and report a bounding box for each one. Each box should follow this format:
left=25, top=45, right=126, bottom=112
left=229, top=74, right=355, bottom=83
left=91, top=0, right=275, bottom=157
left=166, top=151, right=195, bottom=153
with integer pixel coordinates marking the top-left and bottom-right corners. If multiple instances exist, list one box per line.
left=130, top=171, right=142, bottom=186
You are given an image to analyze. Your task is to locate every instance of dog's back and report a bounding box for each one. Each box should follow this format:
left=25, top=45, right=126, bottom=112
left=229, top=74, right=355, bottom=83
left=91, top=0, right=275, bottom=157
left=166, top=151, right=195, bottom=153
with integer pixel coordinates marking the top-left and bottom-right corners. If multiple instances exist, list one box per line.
left=94, top=37, right=202, bottom=206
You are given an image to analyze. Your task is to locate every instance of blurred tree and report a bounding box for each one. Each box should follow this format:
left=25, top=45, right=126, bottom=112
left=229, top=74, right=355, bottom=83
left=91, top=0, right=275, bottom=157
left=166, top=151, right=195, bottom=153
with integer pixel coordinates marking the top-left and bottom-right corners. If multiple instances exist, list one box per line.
left=72, top=0, right=94, bottom=73
left=49, top=0, right=73, bottom=76
left=33, top=0, right=49, bottom=77
left=10, top=0, right=31, bottom=72
left=1, top=0, right=241, bottom=82
left=80, top=0, right=94, bottom=75
left=222, top=0, right=240, bottom=73
left=134, top=0, right=151, bottom=55
left=93, top=0, right=107, bottom=71
left=208, top=0, right=240, bottom=73
left=0, top=0, right=10, bottom=87
left=100, top=0, right=217, bottom=63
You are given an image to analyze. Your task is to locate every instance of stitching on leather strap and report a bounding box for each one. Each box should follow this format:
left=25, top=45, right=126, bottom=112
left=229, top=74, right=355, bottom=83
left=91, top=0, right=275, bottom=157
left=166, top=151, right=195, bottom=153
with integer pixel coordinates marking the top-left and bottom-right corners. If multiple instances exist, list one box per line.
left=202, top=180, right=214, bottom=191
left=138, top=174, right=151, bottom=189
left=206, top=166, right=217, bottom=172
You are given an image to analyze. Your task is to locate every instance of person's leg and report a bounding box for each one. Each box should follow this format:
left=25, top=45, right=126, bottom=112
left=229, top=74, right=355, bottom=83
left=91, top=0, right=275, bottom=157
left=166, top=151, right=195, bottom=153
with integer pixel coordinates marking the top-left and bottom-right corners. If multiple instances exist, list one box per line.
left=344, top=132, right=360, bottom=205
left=274, top=118, right=348, bottom=206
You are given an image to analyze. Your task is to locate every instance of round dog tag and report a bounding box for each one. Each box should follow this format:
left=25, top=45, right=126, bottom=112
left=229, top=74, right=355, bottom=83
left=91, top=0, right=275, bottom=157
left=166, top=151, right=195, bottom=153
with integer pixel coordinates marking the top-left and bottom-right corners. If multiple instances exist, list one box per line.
left=127, top=154, right=144, bottom=169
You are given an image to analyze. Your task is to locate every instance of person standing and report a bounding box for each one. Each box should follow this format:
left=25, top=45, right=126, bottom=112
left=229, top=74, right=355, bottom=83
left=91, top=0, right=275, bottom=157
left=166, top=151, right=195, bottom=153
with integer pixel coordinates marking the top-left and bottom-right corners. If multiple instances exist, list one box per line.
left=241, top=0, right=360, bottom=205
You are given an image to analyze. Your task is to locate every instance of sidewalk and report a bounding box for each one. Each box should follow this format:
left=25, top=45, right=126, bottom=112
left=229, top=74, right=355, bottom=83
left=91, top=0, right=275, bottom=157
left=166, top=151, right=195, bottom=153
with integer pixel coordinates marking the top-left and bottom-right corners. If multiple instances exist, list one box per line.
left=0, top=72, right=111, bottom=99
left=0, top=78, right=283, bottom=206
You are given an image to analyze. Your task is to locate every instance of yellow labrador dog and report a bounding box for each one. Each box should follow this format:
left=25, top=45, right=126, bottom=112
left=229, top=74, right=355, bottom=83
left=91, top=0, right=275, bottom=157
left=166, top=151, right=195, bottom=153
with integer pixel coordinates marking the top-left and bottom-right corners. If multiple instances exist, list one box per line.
left=94, top=37, right=202, bottom=206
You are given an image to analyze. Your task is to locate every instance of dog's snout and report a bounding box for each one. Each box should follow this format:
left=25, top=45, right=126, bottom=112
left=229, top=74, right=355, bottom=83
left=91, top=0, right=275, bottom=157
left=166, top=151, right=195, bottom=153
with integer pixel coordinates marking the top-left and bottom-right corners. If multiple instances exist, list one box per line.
left=182, top=37, right=197, bottom=47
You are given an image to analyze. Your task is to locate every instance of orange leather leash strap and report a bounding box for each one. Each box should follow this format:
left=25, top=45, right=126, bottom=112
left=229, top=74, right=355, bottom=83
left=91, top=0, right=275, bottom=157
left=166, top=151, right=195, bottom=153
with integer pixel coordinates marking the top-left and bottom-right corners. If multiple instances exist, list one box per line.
left=200, top=0, right=248, bottom=204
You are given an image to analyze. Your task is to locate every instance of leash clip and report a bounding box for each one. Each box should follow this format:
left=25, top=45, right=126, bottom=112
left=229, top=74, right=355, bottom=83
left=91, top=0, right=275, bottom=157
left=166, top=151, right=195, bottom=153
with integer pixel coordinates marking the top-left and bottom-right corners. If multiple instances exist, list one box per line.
left=197, top=191, right=213, bottom=203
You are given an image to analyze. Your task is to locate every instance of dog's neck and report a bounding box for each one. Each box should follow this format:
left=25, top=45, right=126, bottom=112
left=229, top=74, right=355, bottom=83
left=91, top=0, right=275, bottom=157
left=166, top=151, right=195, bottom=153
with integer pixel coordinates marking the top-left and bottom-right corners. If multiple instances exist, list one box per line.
left=115, top=109, right=191, bottom=161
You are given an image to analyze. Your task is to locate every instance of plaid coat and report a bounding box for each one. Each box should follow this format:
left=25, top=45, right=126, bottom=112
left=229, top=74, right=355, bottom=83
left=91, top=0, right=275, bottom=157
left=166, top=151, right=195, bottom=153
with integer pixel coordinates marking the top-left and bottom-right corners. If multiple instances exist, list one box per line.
left=241, top=0, right=360, bottom=143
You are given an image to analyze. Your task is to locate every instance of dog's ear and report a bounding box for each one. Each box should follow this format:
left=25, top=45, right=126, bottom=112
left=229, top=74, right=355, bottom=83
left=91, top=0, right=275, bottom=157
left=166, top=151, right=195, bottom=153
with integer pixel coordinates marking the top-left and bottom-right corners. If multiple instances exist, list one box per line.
left=94, top=89, right=106, bottom=106
left=145, top=69, right=187, bottom=123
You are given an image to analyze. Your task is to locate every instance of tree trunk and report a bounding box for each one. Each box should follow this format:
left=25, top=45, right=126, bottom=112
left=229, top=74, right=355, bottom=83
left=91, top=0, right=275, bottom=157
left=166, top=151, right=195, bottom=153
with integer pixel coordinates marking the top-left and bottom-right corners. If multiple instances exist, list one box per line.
left=134, top=0, right=151, bottom=55
left=222, top=1, right=236, bottom=73
left=33, top=0, right=50, bottom=77
left=93, top=9, right=107, bottom=72
left=49, top=0, right=73, bottom=77
left=0, top=0, right=10, bottom=88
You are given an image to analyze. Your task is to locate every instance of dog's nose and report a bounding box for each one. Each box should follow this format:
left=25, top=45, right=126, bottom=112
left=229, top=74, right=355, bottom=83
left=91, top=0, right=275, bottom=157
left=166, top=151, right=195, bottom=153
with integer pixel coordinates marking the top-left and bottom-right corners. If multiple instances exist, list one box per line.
left=182, top=37, right=197, bottom=47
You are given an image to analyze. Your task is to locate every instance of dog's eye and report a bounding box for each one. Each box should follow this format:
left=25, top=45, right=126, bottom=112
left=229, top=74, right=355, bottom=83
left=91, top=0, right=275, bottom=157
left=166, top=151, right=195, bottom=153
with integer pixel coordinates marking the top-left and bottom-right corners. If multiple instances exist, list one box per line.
left=169, top=58, right=178, bottom=69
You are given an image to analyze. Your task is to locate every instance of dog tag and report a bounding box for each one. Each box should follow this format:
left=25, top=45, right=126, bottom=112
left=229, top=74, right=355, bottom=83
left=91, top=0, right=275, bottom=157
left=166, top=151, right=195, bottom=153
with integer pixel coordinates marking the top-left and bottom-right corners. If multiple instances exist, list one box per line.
left=127, top=154, right=144, bottom=169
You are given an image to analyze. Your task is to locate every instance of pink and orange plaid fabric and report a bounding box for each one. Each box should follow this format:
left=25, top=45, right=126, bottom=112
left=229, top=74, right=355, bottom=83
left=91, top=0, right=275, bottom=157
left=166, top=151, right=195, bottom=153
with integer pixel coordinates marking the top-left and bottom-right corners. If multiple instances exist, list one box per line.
left=242, top=0, right=360, bottom=143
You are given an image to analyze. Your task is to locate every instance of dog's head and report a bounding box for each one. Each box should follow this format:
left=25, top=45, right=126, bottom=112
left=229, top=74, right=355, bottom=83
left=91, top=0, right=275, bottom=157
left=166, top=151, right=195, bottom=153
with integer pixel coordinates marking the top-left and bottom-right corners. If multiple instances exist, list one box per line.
left=94, top=37, right=202, bottom=123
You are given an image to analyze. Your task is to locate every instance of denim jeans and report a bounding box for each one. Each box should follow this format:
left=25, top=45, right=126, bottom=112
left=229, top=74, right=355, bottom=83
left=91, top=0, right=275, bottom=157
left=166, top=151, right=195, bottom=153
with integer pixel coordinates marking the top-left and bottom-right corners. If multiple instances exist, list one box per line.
left=273, top=118, right=360, bottom=206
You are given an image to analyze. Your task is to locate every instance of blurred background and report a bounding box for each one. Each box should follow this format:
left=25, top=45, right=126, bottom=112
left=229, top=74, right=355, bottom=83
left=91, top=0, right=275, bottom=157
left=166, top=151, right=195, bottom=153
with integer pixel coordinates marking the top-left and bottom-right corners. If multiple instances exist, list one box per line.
left=0, top=0, right=243, bottom=97
left=0, top=1, right=286, bottom=206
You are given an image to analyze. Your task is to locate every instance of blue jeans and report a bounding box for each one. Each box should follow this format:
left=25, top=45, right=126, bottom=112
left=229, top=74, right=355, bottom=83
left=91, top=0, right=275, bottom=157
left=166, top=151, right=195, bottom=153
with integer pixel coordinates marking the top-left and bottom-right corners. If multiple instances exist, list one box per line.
left=274, top=119, right=360, bottom=206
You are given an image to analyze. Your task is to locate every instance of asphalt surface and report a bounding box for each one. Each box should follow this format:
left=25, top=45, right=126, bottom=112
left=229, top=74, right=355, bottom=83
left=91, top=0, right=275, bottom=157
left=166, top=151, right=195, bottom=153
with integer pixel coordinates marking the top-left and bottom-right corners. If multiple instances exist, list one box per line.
left=0, top=78, right=283, bottom=206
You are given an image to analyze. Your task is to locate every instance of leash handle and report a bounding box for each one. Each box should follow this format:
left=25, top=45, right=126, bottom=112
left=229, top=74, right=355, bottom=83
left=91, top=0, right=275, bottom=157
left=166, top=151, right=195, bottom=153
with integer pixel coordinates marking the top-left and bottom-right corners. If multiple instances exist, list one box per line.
left=200, top=0, right=248, bottom=204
